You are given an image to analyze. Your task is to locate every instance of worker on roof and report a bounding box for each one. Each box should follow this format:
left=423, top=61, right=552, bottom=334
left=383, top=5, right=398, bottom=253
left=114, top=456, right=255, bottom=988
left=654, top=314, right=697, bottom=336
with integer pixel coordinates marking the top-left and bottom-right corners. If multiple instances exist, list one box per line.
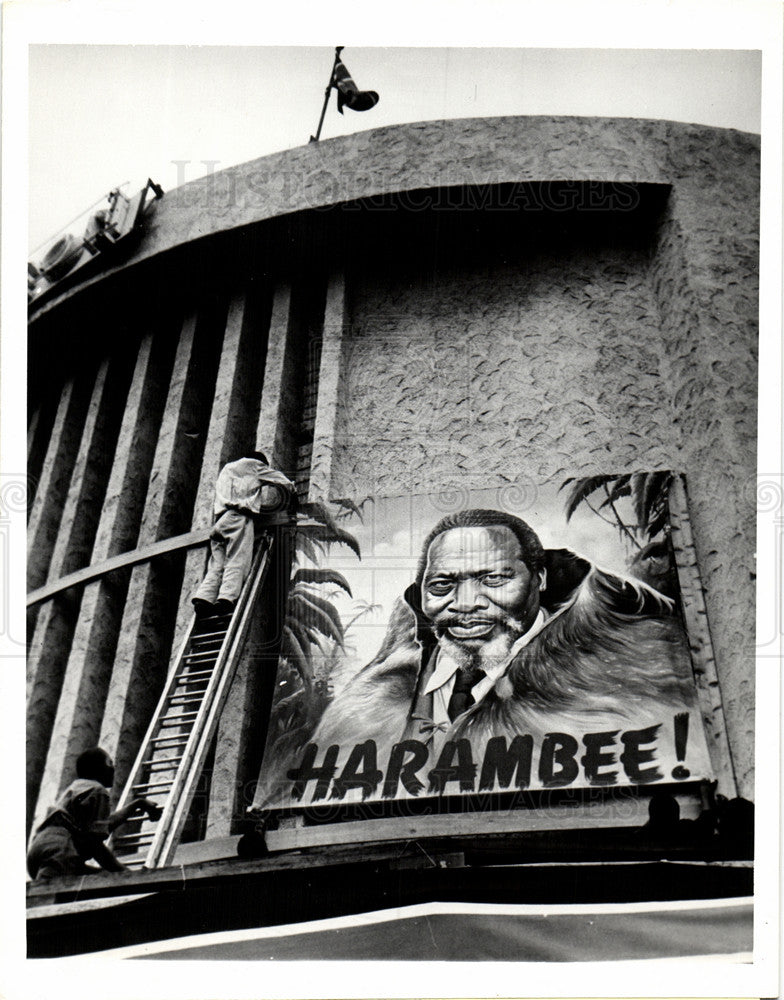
left=27, top=748, right=161, bottom=881
left=192, top=451, right=296, bottom=619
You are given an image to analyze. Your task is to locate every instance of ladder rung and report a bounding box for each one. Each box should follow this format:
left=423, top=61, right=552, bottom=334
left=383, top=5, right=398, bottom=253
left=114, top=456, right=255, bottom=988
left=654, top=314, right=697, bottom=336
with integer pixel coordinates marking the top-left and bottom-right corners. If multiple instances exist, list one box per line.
left=120, top=811, right=160, bottom=823
left=190, top=634, right=226, bottom=646
left=144, top=755, right=184, bottom=768
left=168, top=692, right=207, bottom=704
left=115, top=536, right=273, bottom=869
left=191, top=628, right=228, bottom=640
left=133, top=779, right=175, bottom=791
left=114, top=834, right=155, bottom=846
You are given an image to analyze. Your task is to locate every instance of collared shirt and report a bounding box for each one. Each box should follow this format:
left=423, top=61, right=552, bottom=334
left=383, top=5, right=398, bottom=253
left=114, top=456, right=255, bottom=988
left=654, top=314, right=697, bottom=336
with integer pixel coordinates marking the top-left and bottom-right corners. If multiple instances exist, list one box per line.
left=423, top=609, right=548, bottom=732
left=213, top=458, right=295, bottom=518
left=37, top=778, right=111, bottom=840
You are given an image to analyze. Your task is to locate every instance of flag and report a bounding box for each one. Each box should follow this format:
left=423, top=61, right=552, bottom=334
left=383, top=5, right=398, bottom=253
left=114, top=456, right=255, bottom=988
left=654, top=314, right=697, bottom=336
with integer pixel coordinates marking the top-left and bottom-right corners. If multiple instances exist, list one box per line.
left=332, top=56, right=379, bottom=114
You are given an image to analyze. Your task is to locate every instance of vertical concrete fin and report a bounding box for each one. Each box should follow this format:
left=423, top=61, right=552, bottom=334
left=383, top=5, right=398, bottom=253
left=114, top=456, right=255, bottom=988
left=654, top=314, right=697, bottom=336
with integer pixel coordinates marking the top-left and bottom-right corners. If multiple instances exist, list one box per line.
left=98, top=298, right=227, bottom=793
left=26, top=354, right=132, bottom=833
left=258, top=283, right=300, bottom=477
left=27, top=408, right=41, bottom=467
left=308, top=270, right=346, bottom=502
left=27, top=373, right=92, bottom=591
left=32, top=331, right=176, bottom=831
left=42, top=354, right=131, bottom=581
left=135, top=310, right=199, bottom=545
left=206, top=281, right=299, bottom=837
left=172, top=286, right=271, bottom=653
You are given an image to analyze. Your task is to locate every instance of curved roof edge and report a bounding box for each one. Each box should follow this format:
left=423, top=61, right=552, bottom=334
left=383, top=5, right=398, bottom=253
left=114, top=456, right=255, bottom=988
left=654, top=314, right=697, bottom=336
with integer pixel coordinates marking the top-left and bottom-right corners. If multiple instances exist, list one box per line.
left=30, top=115, right=759, bottom=320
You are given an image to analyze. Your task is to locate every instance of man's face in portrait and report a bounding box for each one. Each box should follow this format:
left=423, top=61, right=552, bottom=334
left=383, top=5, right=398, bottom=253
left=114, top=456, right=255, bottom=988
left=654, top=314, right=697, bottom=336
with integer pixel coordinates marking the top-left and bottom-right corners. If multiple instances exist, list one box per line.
left=421, top=525, right=544, bottom=662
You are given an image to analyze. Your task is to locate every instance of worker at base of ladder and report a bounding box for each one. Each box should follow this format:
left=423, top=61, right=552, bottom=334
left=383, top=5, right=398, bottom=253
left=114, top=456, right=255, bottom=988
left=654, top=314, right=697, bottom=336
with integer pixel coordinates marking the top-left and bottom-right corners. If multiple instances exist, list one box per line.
left=192, top=451, right=297, bottom=619
left=27, top=748, right=162, bottom=881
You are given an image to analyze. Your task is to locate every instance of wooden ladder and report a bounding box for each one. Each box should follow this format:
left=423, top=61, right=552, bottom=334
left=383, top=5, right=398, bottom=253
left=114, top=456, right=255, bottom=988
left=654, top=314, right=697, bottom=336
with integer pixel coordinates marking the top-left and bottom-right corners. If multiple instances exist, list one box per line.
left=110, top=530, right=276, bottom=869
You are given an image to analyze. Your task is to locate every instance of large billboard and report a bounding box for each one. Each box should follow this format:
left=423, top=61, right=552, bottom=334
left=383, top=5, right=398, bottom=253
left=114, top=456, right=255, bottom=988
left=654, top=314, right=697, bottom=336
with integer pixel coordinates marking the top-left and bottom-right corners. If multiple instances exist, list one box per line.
left=252, top=473, right=712, bottom=812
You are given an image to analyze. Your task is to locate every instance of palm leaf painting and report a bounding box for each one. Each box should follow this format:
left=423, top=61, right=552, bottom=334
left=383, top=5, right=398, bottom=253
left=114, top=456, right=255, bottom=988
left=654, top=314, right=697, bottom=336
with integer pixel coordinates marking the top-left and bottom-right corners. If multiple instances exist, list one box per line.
left=560, top=471, right=676, bottom=594
left=267, top=498, right=364, bottom=758
left=560, top=471, right=673, bottom=548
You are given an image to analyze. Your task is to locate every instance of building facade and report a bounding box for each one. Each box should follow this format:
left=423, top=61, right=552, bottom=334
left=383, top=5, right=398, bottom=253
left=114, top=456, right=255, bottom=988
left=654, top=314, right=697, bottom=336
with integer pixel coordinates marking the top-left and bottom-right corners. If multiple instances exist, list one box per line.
left=26, top=115, right=758, bottom=953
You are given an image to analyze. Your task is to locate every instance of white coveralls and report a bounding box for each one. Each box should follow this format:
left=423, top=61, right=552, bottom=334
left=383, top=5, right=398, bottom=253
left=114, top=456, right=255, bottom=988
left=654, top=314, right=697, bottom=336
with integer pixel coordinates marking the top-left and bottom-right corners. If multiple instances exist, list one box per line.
left=193, top=458, right=295, bottom=605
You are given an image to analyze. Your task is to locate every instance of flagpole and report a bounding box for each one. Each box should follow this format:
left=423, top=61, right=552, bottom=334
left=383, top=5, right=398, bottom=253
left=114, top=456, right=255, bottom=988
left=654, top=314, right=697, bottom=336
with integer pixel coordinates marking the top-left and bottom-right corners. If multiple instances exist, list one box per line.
left=310, top=46, right=343, bottom=143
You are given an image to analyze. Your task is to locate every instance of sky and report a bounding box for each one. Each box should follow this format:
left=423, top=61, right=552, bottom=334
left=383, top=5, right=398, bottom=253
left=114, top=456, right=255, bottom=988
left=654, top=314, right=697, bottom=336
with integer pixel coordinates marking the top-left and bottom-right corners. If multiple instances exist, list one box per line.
left=28, top=45, right=761, bottom=252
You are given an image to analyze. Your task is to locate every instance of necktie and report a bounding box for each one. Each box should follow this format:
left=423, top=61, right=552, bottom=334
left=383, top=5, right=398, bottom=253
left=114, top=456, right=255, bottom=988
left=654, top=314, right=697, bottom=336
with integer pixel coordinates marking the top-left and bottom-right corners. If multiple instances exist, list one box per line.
left=447, top=666, right=485, bottom=722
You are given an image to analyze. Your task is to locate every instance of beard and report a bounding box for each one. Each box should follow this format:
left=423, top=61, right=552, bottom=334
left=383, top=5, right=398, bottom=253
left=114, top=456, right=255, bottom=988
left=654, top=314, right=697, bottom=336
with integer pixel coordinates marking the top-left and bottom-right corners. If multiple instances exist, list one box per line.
left=433, top=616, right=528, bottom=674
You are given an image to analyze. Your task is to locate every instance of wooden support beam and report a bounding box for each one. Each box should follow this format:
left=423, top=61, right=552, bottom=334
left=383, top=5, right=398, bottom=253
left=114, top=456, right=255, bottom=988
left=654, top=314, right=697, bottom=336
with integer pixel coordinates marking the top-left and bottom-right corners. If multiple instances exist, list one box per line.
left=27, top=515, right=296, bottom=610
left=264, top=798, right=658, bottom=852
left=25, top=528, right=210, bottom=608
left=25, top=839, right=464, bottom=906
left=26, top=836, right=751, bottom=909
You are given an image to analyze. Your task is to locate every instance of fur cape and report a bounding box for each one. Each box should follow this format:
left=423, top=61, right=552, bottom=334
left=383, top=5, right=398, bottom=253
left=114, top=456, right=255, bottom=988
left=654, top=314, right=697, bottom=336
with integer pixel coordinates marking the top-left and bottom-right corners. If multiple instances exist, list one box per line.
left=312, top=549, right=698, bottom=764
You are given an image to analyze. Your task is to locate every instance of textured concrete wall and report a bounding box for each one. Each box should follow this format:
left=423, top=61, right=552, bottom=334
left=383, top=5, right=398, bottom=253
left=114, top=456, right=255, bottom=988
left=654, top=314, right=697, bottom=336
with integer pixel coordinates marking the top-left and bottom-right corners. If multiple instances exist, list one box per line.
left=650, top=128, right=759, bottom=794
left=333, top=238, right=669, bottom=495
left=318, top=123, right=758, bottom=795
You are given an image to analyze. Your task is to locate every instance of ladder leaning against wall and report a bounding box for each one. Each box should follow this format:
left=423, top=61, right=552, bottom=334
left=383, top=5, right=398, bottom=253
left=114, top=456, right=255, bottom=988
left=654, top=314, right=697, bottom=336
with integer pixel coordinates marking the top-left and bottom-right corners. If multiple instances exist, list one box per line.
left=109, top=519, right=289, bottom=870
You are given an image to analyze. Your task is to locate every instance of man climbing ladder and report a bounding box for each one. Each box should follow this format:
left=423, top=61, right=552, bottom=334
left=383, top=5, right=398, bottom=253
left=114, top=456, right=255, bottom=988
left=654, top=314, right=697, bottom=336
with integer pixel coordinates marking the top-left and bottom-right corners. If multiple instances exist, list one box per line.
left=192, top=451, right=296, bottom=618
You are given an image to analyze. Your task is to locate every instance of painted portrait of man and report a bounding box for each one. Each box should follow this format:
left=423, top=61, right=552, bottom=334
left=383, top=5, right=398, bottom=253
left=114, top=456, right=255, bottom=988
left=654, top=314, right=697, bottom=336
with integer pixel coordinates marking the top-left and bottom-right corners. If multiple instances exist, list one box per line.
left=312, top=508, right=701, bottom=765
left=255, top=491, right=713, bottom=810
